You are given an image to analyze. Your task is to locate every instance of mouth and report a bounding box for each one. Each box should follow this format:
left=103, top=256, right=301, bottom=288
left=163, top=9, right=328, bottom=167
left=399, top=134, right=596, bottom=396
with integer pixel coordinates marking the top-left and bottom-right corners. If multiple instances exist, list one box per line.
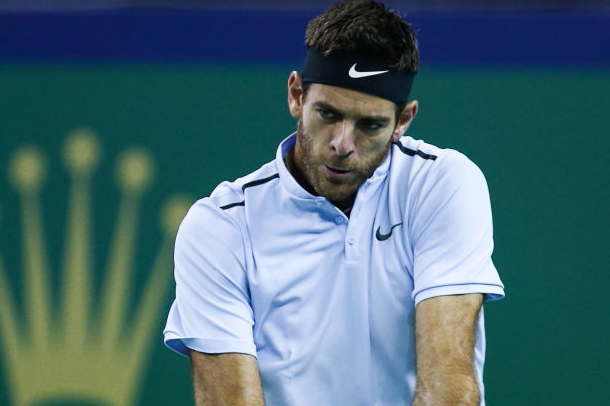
left=324, top=165, right=351, bottom=178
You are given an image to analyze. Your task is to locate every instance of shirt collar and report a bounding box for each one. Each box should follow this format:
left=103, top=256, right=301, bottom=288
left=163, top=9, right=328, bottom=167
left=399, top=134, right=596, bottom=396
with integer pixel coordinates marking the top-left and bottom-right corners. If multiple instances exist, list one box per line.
left=276, top=133, right=312, bottom=199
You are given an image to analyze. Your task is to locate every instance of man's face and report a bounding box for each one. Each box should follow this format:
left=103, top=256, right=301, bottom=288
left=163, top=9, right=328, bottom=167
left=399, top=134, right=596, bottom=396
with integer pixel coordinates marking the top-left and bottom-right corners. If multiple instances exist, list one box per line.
left=288, top=76, right=414, bottom=207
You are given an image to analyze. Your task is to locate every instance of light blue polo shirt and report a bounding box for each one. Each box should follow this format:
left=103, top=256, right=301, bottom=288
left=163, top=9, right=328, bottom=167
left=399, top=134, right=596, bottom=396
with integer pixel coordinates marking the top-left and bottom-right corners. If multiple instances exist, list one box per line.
left=164, top=133, right=504, bottom=406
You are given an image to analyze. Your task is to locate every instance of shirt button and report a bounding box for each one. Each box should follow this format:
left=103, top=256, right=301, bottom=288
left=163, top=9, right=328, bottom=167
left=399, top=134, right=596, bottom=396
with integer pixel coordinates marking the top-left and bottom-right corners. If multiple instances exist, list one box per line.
left=347, top=236, right=355, bottom=245
left=335, top=216, right=344, bottom=223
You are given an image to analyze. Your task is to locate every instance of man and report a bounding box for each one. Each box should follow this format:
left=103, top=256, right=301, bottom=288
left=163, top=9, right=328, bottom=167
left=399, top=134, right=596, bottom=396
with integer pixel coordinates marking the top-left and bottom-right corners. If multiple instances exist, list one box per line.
left=164, top=1, right=504, bottom=405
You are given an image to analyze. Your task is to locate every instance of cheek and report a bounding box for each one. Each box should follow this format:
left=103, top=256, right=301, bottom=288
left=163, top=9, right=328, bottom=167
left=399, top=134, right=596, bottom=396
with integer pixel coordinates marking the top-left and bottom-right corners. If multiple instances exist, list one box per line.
left=301, top=117, right=331, bottom=149
left=356, top=133, right=393, bottom=156
left=300, top=105, right=316, bottom=126
left=301, top=111, right=325, bottom=137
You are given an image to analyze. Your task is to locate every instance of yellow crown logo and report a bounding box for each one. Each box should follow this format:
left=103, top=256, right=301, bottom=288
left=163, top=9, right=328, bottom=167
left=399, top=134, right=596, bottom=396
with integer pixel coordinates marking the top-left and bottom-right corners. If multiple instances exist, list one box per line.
left=0, top=128, right=191, bottom=406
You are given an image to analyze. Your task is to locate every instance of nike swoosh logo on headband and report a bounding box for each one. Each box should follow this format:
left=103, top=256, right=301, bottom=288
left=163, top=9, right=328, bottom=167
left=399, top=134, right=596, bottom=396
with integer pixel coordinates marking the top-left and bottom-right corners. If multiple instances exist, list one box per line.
left=348, top=63, right=389, bottom=78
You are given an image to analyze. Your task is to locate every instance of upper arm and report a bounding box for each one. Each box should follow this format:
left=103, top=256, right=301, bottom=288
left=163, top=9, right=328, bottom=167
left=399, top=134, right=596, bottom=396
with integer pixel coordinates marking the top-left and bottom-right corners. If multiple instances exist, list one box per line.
left=164, top=200, right=256, bottom=357
left=410, top=152, right=504, bottom=304
left=413, top=293, right=483, bottom=405
left=189, top=349, right=265, bottom=406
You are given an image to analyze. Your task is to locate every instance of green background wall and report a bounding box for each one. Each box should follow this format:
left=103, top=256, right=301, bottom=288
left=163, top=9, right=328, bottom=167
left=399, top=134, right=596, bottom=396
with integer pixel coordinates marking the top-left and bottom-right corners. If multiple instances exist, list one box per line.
left=1, top=9, right=609, bottom=406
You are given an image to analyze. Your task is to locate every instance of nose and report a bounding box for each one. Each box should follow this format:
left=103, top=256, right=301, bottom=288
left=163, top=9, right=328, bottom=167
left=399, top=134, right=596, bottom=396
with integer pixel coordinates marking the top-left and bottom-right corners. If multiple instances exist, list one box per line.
left=329, top=120, right=355, bottom=157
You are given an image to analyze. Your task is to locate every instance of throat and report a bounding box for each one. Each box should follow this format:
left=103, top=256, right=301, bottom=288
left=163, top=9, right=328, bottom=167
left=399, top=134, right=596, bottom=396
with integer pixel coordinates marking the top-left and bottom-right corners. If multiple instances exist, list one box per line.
left=340, top=205, right=353, bottom=217
left=333, top=195, right=355, bottom=217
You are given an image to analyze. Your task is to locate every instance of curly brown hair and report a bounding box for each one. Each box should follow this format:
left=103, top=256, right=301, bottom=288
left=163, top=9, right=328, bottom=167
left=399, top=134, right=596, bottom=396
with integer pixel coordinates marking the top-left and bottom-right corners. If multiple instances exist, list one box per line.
left=305, top=0, right=419, bottom=74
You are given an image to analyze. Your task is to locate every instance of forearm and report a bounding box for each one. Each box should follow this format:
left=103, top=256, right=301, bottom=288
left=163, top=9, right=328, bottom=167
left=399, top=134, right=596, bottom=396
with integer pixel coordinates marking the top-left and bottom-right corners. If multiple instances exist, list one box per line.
left=412, top=371, right=480, bottom=405
left=413, top=294, right=483, bottom=406
left=189, top=350, right=265, bottom=406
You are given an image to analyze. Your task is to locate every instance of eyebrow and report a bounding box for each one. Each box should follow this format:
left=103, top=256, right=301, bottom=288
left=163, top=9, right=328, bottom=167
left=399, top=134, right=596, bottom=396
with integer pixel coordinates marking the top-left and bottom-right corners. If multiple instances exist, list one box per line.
left=313, top=101, right=391, bottom=123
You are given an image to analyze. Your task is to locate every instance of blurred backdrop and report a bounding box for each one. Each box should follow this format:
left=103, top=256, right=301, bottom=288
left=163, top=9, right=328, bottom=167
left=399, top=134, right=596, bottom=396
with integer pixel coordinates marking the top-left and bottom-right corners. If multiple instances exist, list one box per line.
left=1, top=1, right=609, bottom=405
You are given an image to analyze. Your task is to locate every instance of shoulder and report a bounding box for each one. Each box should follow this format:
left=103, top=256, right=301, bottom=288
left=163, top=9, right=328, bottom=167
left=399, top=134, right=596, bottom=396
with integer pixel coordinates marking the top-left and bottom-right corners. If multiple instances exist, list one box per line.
left=388, top=137, right=492, bottom=227
left=207, top=161, right=281, bottom=211
left=392, top=136, right=442, bottom=162
left=176, top=161, right=280, bottom=247
left=392, top=136, right=486, bottom=185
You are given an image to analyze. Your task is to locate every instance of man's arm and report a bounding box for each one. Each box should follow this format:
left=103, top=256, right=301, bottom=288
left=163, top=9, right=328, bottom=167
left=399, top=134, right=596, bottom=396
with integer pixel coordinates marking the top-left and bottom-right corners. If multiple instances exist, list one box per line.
left=412, top=293, right=484, bottom=406
left=189, top=349, right=265, bottom=406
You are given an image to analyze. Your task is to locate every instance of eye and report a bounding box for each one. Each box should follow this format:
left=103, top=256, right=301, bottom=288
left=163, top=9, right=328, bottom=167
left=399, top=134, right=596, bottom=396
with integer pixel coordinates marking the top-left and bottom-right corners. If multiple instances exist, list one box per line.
left=359, top=119, right=387, bottom=132
left=316, top=107, right=337, bottom=121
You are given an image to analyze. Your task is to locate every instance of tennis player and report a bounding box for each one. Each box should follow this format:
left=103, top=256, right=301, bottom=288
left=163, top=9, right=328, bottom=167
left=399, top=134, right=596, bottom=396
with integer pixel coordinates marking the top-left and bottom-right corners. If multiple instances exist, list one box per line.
left=164, top=1, right=504, bottom=405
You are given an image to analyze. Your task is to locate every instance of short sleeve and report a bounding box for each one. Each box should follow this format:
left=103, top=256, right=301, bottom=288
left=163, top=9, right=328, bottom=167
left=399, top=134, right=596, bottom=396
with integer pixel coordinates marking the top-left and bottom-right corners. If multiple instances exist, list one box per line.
left=163, top=199, right=256, bottom=357
left=410, top=151, right=504, bottom=305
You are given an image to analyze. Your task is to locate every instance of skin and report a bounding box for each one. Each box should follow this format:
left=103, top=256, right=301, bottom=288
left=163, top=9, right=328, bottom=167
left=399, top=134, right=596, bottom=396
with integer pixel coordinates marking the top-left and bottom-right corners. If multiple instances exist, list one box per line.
left=413, top=294, right=484, bottom=405
left=286, top=71, right=417, bottom=210
left=188, top=72, right=483, bottom=405
left=189, top=350, right=264, bottom=406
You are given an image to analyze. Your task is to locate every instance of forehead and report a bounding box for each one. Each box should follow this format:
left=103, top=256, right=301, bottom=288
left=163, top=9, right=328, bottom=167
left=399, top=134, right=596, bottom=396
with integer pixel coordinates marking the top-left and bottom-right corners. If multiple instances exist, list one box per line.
left=306, top=83, right=396, bottom=118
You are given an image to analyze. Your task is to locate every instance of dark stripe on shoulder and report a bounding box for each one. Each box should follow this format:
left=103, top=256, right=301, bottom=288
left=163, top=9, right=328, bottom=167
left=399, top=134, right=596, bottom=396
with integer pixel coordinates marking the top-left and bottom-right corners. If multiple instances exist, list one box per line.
left=220, top=201, right=245, bottom=210
left=242, top=173, right=280, bottom=191
left=394, top=142, right=437, bottom=161
left=221, top=173, right=279, bottom=210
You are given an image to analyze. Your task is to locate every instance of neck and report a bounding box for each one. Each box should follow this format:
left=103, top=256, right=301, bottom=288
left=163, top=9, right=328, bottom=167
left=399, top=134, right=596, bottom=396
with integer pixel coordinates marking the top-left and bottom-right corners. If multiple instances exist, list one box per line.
left=335, top=198, right=354, bottom=217
left=284, top=148, right=316, bottom=196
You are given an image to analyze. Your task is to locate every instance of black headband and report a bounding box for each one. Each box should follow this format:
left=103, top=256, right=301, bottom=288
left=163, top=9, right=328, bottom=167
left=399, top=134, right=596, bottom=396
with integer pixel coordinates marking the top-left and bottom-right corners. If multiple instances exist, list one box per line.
left=300, top=48, right=415, bottom=105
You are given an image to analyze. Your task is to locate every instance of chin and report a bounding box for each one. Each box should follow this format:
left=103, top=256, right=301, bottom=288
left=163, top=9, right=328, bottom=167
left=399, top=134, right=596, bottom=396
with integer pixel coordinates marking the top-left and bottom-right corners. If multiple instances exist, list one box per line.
left=315, top=182, right=358, bottom=204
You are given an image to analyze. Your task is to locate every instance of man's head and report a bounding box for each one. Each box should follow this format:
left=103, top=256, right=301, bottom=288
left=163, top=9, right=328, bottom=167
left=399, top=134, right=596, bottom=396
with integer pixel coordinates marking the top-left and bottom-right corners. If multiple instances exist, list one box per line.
left=304, top=0, right=419, bottom=74
left=287, top=1, right=420, bottom=209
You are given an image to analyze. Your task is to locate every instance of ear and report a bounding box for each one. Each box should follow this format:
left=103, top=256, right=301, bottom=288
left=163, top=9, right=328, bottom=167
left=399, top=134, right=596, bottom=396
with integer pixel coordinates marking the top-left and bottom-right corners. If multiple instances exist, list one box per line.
left=392, top=100, right=419, bottom=142
left=287, top=71, right=304, bottom=118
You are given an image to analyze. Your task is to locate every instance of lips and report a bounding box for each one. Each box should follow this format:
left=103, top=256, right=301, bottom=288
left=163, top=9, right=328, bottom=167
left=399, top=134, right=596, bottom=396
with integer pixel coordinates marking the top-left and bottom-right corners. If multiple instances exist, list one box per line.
left=324, top=165, right=351, bottom=177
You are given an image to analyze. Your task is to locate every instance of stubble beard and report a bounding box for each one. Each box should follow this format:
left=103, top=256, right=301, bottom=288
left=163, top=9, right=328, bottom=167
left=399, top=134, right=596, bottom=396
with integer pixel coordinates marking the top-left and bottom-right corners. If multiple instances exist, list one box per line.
left=295, top=119, right=392, bottom=206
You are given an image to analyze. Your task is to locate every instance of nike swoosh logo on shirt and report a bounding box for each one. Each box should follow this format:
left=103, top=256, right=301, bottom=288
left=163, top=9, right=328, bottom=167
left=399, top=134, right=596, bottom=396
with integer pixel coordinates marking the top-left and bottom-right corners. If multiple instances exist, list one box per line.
left=348, top=63, right=389, bottom=79
left=375, top=222, right=403, bottom=241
